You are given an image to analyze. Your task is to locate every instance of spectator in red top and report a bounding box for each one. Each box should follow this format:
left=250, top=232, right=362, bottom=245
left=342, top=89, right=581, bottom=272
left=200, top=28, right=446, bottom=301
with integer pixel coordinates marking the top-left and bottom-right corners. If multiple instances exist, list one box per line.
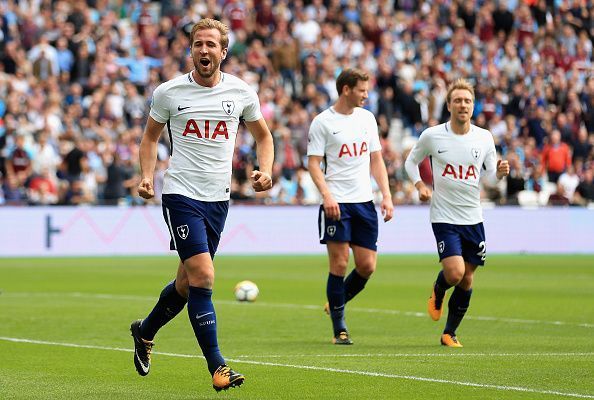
left=541, top=130, right=572, bottom=183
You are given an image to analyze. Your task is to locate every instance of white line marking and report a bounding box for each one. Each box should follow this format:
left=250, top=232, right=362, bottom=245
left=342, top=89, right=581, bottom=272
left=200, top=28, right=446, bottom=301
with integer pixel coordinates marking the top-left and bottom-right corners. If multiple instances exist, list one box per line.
left=2, top=291, right=594, bottom=328
left=0, top=336, right=593, bottom=399
left=231, top=352, right=594, bottom=358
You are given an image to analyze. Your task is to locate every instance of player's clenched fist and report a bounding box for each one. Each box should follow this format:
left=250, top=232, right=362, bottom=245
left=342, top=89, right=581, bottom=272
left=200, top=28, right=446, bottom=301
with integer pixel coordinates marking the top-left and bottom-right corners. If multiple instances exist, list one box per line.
left=496, top=160, right=510, bottom=179
left=415, top=181, right=432, bottom=202
left=138, top=178, right=155, bottom=199
left=251, top=170, right=272, bottom=192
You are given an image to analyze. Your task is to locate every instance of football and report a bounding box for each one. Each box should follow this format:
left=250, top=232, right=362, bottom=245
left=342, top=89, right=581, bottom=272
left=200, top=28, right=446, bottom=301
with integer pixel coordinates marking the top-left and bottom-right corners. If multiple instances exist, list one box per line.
left=234, top=280, right=259, bottom=302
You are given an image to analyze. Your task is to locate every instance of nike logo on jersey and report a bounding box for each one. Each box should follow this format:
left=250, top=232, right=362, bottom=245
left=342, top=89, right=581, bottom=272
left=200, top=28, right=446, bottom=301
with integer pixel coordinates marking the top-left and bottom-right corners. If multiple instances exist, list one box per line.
left=332, top=131, right=341, bottom=135
left=438, top=149, right=448, bottom=154
left=178, top=105, right=191, bottom=111
left=195, top=312, right=214, bottom=320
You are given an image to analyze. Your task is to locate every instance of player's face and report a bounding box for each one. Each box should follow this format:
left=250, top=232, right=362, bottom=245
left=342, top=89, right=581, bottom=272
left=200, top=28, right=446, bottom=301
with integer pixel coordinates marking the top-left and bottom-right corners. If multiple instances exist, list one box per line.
left=191, top=28, right=228, bottom=79
left=346, top=80, right=369, bottom=108
left=447, top=89, right=474, bottom=123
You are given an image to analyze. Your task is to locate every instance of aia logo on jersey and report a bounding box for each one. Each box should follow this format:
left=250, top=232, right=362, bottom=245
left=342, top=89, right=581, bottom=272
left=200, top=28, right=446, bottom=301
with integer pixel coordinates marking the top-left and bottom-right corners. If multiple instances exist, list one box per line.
left=222, top=100, right=235, bottom=115
left=442, top=164, right=477, bottom=180
left=177, top=225, right=189, bottom=240
left=338, top=142, right=368, bottom=158
left=182, top=119, right=229, bottom=139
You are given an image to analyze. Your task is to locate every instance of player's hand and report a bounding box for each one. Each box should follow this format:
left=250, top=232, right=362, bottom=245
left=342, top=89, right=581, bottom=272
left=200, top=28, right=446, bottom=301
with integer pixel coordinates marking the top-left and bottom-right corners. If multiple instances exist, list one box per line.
left=496, top=160, right=510, bottom=179
left=416, top=182, right=432, bottom=202
left=381, top=196, right=394, bottom=222
left=138, top=178, right=155, bottom=200
left=323, top=194, right=341, bottom=221
left=251, top=170, right=272, bottom=192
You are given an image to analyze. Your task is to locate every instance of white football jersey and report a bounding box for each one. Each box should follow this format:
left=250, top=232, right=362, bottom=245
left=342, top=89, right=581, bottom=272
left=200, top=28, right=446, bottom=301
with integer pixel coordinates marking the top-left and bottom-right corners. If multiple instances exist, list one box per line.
left=307, top=107, right=381, bottom=203
left=405, top=122, right=498, bottom=224
left=149, top=72, right=262, bottom=201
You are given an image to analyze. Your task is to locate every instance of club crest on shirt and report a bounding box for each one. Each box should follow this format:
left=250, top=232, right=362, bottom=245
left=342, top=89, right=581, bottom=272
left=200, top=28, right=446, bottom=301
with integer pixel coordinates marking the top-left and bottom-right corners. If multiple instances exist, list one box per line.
left=471, top=148, right=481, bottom=160
left=177, top=225, right=189, bottom=240
left=327, top=225, right=336, bottom=237
left=438, top=240, right=445, bottom=253
left=222, top=100, right=235, bottom=115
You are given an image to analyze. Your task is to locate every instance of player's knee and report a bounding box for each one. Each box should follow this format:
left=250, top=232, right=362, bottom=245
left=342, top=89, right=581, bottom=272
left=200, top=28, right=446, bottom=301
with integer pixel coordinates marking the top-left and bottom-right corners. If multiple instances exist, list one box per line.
left=355, top=262, right=375, bottom=278
left=445, top=269, right=464, bottom=286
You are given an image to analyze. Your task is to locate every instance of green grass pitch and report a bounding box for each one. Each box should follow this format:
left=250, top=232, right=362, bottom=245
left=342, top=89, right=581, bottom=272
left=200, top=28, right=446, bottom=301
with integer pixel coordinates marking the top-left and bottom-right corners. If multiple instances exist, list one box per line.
left=0, top=255, right=593, bottom=399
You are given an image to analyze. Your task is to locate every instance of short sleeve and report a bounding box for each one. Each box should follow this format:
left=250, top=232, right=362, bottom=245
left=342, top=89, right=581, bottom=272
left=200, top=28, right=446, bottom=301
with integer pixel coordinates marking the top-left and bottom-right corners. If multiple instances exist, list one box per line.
left=367, top=112, right=382, bottom=153
left=149, top=84, right=170, bottom=123
left=307, top=117, right=326, bottom=157
left=241, top=86, right=263, bottom=122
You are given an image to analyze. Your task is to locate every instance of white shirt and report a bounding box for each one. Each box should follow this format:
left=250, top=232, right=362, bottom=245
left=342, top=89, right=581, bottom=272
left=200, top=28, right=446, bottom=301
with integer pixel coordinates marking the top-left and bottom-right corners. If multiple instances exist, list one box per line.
left=405, top=122, right=498, bottom=224
left=307, top=107, right=381, bottom=203
left=149, top=71, right=262, bottom=201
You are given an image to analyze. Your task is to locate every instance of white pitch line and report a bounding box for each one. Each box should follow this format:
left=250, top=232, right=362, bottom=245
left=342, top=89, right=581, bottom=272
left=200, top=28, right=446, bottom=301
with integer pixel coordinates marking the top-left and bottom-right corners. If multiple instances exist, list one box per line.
left=231, top=352, right=594, bottom=359
left=0, top=336, right=593, bottom=399
left=2, top=291, right=594, bottom=328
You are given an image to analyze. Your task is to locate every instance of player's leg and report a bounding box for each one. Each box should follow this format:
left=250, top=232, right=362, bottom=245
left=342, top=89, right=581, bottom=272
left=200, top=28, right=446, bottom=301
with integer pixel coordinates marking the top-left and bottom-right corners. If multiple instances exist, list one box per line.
left=442, top=223, right=486, bottom=347
left=346, top=202, right=379, bottom=303
left=139, top=261, right=188, bottom=341
left=319, top=204, right=353, bottom=344
left=327, top=241, right=353, bottom=344
left=130, top=209, right=192, bottom=376
left=442, top=261, right=476, bottom=347
left=429, top=223, right=464, bottom=322
left=346, top=245, right=375, bottom=302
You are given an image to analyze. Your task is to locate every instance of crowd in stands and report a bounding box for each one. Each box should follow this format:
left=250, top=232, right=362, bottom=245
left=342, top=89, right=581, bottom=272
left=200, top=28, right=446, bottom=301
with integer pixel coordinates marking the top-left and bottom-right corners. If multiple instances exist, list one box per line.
left=1, top=0, right=593, bottom=207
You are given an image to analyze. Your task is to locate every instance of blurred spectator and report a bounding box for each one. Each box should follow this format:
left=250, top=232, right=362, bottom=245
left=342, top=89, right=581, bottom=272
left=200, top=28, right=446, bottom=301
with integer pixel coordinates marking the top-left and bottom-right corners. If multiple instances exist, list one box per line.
left=6, top=134, right=32, bottom=186
left=0, top=0, right=592, bottom=208
left=541, top=130, right=572, bottom=183
left=574, top=167, right=594, bottom=206
left=27, top=168, right=58, bottom=205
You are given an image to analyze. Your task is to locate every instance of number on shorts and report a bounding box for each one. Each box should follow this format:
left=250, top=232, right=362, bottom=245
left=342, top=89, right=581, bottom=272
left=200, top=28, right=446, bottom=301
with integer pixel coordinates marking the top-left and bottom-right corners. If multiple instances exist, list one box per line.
left=477, top=241, right=486, bottom=261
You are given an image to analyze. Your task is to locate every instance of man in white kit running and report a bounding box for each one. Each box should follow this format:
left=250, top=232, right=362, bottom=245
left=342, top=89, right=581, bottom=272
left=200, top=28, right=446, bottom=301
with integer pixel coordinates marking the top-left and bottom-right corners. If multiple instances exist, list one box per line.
left=405, top=78, right=509, bottom=347
left=129, top=19, right=273, bottom=391
left=308, top=68, right=394, bottom=345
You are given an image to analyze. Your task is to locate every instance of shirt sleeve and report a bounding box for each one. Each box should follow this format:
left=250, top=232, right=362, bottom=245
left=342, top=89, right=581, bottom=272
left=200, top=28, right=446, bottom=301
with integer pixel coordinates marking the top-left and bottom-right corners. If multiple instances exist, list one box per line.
left=241, top=86, right=263, bottom=122
left=404, top=131, right=430, bottom=184
left=481, top=132, right=499, bottom=182
left=368, top=112, right=382, bottom=153
left=307, top=117, right=326, bottom=157
left=148, top=84, right=170, bottom=123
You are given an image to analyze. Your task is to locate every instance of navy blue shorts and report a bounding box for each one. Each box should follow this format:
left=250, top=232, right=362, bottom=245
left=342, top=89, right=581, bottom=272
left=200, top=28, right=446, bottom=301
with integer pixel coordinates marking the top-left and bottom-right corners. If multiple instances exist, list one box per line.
left=431, top=222, right=486, bottom=266
left=318, top=201, right=378, bottom=251
left=162, top=194, right=229, bottom=261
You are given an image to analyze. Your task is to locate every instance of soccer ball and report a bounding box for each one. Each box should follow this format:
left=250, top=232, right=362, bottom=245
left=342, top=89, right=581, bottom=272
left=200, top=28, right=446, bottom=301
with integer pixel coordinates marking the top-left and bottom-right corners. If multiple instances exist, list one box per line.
left=234, top=280, right=259, bottom=302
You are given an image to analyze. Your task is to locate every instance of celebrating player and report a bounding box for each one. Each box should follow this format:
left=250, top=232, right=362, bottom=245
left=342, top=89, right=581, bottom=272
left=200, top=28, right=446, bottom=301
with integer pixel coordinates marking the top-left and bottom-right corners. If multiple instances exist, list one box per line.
left=130, top=19, right=273, bottom=391
left=404, top=78, right=509, bottom=347
left=307, top=68, right=394, bottom=345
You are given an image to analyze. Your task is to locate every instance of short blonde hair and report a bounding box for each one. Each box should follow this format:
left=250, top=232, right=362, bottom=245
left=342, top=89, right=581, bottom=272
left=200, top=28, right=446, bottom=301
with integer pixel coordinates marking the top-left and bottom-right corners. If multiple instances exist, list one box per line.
left=190, top=18, right=229, bottom=49
left=446, top=78, right=475, bottom=104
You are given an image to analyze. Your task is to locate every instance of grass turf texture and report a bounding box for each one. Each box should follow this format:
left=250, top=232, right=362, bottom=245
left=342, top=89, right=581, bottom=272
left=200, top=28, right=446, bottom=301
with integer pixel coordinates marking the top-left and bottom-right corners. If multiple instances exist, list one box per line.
left=0, top=255, right=593, bottom=399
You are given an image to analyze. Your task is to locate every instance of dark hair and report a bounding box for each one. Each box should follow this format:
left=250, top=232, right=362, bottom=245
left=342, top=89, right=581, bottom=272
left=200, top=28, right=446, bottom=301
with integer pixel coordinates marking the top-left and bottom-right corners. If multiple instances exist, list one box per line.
left=335, top=68, right=369, bottom=95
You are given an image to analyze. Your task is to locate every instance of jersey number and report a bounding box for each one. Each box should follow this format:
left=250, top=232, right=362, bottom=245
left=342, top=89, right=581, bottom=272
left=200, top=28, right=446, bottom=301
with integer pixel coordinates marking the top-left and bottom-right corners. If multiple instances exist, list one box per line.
left=477, top=241, right=486, bottom=261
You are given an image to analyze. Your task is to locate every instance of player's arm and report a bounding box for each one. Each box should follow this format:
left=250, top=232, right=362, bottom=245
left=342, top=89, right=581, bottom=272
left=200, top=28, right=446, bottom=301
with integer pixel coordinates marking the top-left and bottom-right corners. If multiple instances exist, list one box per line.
left=138, top=116, right=165, bottom=199
left=370, top=151, right=394, bottom=222
left=244, top=118, right=273, bottom=192
left=404, top=135, right=432, bottom=202
left=308, top=155, right=340, bottom=220
left=483, top=138, right=509, bottom=181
